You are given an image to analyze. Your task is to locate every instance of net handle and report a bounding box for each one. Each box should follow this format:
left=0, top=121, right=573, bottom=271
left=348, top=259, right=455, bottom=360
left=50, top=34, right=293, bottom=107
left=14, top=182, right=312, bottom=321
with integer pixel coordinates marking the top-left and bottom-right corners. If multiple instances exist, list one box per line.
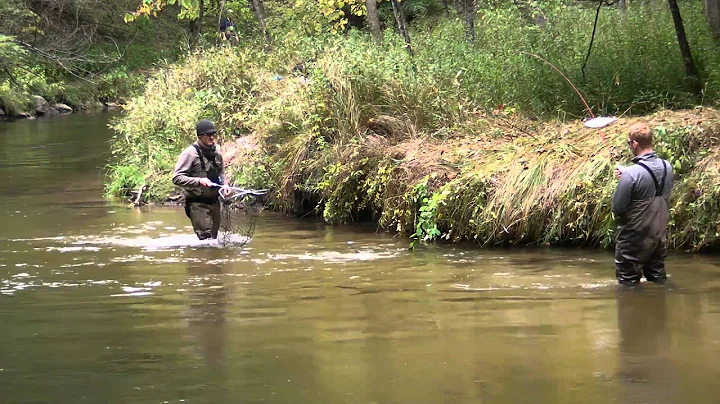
left=210, top=182, right=269, bottom=203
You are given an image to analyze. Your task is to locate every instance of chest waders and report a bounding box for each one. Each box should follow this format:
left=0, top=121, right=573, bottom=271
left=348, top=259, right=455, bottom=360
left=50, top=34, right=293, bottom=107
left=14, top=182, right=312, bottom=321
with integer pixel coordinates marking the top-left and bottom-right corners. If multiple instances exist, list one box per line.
left=615, top=160, right=669, bottom=285
left=193, top=144, right=221, bottom=185
left=185, top=145, right=222, bottom=240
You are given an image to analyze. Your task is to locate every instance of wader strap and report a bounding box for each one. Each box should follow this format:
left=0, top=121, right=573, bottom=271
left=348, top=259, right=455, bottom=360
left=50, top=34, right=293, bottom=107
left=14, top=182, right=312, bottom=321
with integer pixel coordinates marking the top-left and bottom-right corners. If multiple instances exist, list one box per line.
left=192, top=144, right=206, bottom=172
left=636, top=160, right=668, bottom=196
left=192, top=144, right=222, bottom=185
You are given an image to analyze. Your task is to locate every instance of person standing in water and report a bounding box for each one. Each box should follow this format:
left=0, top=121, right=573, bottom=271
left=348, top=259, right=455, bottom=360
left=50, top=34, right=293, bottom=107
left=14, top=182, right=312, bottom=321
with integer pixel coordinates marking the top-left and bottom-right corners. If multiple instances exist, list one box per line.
left=172, top=119, right=231, bottom=240
left=612, top=123, right=674, bottom=285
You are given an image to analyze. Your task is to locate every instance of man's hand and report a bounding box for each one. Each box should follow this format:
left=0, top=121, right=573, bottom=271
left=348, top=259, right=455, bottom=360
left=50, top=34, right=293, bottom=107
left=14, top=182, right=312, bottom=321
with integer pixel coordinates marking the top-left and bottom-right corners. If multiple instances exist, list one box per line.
left=199, top=178, right=215, bottom=187
left=614, top=165, right=624, bottom=179
left=220, top=185, right=232, bottom=197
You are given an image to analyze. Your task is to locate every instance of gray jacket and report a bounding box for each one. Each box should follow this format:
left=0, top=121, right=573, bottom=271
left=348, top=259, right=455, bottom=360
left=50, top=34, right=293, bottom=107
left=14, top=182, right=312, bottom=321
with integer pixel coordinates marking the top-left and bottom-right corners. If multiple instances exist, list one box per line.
left=612, top=152, right=673, bottom=219
left=172, top=141, right=225, bottom=202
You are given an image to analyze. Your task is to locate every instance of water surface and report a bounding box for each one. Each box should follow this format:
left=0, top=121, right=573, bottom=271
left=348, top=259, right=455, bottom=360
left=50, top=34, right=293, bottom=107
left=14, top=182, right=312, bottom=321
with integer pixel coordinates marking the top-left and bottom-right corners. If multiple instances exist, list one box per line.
left=2, top=114, right=720, bottom=403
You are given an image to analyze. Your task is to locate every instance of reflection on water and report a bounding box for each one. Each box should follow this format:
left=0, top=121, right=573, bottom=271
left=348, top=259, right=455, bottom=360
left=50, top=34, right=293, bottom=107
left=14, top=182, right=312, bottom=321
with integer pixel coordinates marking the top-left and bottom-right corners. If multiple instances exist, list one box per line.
left=185, top=259, right=229, bottom=387
left=616, top=287, right=674, bottom=403
left=2, top=114, right=720, bottom=403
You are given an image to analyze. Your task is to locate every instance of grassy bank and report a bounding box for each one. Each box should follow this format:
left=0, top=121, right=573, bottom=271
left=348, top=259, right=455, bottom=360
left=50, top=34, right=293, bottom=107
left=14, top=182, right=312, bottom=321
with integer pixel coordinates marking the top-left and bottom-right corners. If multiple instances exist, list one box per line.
left=107, top=3, right=720, bottom=251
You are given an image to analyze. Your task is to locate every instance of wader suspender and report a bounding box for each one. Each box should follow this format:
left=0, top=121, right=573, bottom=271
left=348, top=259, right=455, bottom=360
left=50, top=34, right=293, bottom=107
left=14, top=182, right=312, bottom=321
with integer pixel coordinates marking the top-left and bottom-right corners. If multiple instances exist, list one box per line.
left=636, top=160, right=668, bottom=197
left=193, top=144, right=222, bottom=185
left=192, top=144, right=207, bottom=172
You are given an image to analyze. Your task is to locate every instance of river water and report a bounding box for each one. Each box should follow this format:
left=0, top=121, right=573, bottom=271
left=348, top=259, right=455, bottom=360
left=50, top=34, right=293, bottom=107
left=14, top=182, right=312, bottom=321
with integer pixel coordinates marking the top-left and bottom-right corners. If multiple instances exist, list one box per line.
left=2, top=114, right=720, bottom=403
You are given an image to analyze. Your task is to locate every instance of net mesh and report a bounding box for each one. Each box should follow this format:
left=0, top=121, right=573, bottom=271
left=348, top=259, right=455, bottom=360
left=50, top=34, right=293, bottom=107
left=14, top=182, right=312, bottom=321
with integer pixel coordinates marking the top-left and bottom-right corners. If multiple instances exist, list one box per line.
left=218, top=193, right=264, bottom=247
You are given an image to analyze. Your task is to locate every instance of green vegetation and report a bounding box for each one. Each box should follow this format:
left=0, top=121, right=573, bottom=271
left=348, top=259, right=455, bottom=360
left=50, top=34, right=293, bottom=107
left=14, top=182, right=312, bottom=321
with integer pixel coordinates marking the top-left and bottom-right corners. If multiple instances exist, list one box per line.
left=0, top=0, right=184, bottom=116
left=107, top=0, right=720, bottom=250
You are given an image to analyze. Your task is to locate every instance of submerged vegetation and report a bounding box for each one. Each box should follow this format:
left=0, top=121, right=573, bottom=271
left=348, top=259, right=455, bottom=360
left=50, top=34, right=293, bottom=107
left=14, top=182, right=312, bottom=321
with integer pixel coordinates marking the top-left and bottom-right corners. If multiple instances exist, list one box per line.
left=108, top=0, right=720, bottom=250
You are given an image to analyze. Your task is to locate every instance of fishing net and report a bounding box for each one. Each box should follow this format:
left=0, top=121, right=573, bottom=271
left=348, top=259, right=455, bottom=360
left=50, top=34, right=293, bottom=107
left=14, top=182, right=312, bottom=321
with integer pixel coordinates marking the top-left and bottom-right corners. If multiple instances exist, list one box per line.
left=217, top=190, right=266, bottom=247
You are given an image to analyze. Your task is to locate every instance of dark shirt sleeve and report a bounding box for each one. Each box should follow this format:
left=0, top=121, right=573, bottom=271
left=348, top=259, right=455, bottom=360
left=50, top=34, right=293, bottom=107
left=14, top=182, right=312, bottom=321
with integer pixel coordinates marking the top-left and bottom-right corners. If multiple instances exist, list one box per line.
left=612, top=172, right=634, bottom=217
left=172, top=149, right=201, bottom=187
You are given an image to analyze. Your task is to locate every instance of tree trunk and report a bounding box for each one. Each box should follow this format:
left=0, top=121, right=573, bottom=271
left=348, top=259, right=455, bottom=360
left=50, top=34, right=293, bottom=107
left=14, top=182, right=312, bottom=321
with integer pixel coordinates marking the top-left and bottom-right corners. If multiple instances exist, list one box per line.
left=198, top=0, right=204, bottom=35
left=618, top=0, right=627, bottom=10
left=251, top=0, right=271, bottom=43
left=365, top=0, right=382, bottom=45
left=189, top=19, right=198, bottom=40
left=668, top=0, right=702, bottom=95
left=465, top=0, right=476, bottom=42
left=441, top=0, right=450, bottom=16
left=704, top=0, right=720, bottom=40
left=391, top=0, right=413, bottom=57
left=453, top=0, right=463, bottom=16
left=218, top=0, right=227, bottom=31
left=188, top=0, right=204, bottom=47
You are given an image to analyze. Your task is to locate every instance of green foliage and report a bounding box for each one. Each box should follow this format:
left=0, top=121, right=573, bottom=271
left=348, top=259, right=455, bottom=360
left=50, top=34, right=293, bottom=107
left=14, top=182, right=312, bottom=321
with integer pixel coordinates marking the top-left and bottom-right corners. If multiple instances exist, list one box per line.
left=0, top=0, right=185, bottom=114
left=0, top=55, right=66, bottom=113
left=107, top=46, right=259, bottom=197
left=96, top=68, right=148, bottom=101
left=104, top=164, right=146, bottom=198
left=0, top=34, right=22, bottom=59
left=0, top=81, right=29, bottom=114
left=408, top=175, right=450, bottom=249
left=671, top=155, right=720, bottom=250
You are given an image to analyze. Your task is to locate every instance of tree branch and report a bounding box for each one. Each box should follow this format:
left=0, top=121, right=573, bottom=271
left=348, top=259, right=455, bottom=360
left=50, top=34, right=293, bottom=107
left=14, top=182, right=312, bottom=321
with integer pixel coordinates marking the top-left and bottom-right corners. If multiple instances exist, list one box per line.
left=12, top=38, right=97, bottom=84
left=0, top=57, right=20, bottom=87
left=581, top=0, right=604, bottom=80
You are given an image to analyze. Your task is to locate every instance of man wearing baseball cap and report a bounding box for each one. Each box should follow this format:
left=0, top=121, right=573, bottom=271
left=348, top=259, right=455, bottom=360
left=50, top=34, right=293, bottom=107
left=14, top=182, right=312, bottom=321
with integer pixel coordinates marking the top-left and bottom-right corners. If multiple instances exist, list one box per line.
left=172, top=119, right=231, bottom=240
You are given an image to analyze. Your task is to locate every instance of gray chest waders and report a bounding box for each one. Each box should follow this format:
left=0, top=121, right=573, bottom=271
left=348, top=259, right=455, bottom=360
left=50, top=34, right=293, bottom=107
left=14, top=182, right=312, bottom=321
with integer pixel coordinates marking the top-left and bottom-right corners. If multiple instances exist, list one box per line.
left=614, top=159, right=670, bottom=285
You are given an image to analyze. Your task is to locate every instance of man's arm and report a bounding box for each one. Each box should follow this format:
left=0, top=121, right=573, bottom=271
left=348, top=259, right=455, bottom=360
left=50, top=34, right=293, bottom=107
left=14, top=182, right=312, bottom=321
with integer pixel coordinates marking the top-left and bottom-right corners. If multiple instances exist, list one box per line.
left=664, top=161, right=674, bottom=200
left=612, top=171, right=634, bottom=217
left=172, top=149, right=202, bottom=187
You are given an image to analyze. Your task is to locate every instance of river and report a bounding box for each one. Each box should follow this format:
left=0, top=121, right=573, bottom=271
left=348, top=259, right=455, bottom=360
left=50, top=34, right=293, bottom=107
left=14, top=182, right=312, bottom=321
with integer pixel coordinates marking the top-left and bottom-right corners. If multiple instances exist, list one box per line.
left=2, top=114, right=720, bottom=403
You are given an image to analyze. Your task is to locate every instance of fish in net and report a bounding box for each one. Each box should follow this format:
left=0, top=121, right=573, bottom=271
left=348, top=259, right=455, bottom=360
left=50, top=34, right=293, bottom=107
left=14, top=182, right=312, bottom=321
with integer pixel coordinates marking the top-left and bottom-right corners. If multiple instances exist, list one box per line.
left=217, top=188, right=268, bottom=247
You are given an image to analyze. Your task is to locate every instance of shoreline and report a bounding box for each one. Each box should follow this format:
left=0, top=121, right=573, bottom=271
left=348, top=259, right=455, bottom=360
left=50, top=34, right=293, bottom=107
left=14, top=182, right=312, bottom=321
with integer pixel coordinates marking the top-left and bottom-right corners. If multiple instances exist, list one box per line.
left=122, top=107, right=720, bottom=253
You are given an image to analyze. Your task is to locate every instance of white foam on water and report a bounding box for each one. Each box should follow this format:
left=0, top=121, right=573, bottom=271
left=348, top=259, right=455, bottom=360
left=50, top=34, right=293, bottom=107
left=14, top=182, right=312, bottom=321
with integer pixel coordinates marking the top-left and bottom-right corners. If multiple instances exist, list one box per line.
left=451, top=284, right=501, bottom=291
left=59, top=262, right=97, bottom=268
left=8, top=236, right=65, bottom=242
left=122, top=286, right=150, bottom=293
left=71, top=234, right=251, bottom=251
left=45, top=246, right=102, bottom=253
left=580, top=281, right=615, bottom=289
left=267, top=249, right=398, bottom=264
left=110, top=291, right=152, bottom=297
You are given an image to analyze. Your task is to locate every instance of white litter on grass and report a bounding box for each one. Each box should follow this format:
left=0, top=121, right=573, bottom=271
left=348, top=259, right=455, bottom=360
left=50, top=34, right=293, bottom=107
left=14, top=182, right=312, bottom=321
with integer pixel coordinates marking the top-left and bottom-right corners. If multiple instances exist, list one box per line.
left=584, top=116, right=617, bottom=129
